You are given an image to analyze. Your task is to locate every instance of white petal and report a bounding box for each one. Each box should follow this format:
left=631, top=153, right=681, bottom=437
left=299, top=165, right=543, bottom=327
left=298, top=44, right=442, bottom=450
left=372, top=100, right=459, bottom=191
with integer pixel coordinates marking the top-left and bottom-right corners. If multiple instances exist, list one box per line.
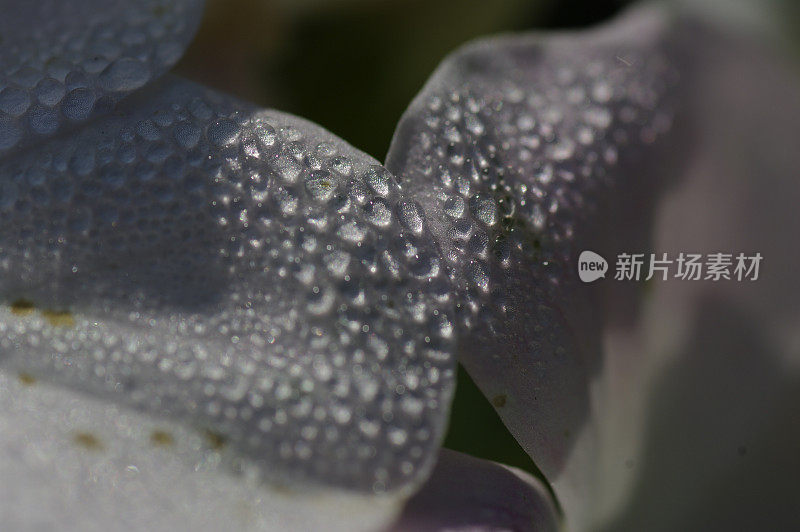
left=0, top=369, right=401, bottom=531
left=0, top=78, right=455, bottom=496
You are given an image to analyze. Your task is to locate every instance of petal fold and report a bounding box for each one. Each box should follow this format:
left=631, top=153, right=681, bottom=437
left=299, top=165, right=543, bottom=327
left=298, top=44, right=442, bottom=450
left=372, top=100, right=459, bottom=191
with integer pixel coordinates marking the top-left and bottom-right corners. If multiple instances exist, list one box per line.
left=391, top=449, right=560, bottom=532
left=0, top=0, right=206, bottom=153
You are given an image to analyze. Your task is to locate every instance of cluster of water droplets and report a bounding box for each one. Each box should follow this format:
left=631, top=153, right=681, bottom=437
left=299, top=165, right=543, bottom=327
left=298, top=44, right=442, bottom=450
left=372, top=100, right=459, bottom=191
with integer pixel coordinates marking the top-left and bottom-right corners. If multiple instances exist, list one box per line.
left=0, top=0, right=685, bottom=501
left=388, top=36, right=679, bottom=332
left=0, top=0, right=205, bottom=153
left=0, top=78, right=455, bottom=492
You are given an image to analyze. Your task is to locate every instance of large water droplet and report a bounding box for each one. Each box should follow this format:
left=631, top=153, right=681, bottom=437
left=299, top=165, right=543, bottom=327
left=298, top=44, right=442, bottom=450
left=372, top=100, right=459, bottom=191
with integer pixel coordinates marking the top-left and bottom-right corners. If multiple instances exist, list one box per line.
left=62, top=88, right=96, bottom=121
left=304, top=170, right=336, bottom=202
left=469, top=194, right=498, bottom=226
left=364, top=165, right=392, bottom=197
left=397, top=201, right=425, bottom=234
left=29, top=106, right=59, bottom=135
left=363, top=198, right=393, bottom=227
left=207, top=118, right=240, bottom=147
left=35, top=78, right=65, bottom=106
left=173, top=122, right=201, bottom=149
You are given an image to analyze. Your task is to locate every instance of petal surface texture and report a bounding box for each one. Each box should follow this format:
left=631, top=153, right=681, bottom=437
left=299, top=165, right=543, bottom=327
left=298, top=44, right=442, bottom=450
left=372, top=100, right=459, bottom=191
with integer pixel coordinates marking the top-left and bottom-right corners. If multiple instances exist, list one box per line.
left=0, top=77, right=456, bottom=494
left=0, top=0, right=205, bottom=153
left=386, top=4, right=685, bottom=524
left=0, top=369, right=401, bottom=531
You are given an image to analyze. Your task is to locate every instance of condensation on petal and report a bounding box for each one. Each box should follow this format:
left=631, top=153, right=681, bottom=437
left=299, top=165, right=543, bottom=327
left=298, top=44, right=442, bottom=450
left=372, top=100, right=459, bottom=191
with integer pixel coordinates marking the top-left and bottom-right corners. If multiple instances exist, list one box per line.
left=0, top=77, right=455, bottom=495
left=386, top=4, right=686, bottom=526
left=0, top=369, right=402, bottom=531
left=0, top=0, right=206, bottom=154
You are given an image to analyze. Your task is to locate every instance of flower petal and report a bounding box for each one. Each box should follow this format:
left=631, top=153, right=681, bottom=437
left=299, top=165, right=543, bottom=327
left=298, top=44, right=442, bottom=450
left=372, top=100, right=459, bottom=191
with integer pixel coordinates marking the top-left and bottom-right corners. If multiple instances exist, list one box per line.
left=0, top=368, right=402, bottom=531
left=591, top=13, right=800, bottom=530
left=385, top=4, right=684, bottom=524
left=391, top=449, right=559, bottom=532
left=0, top=77, right=455, bottom=495
left=0, top=0, right=206, bottom=153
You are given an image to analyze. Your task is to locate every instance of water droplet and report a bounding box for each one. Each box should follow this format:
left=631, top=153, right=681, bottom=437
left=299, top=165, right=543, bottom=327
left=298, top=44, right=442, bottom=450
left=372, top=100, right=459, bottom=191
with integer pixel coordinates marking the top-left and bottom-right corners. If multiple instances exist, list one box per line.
left=173, top=122, right=201, bottom=149
left=35, top=78, right=65, bottom=106
left=443, top=195, right=466, bottom=218
left=584, top=106, right=612, bottom=129
left=255, top=123, right=277, bottom=149
left=546, top=138, right=575, bottom=161
left=99, top=58, right=150, bottom=92
left=69, top=145, right=96, bottom=176
left=304, top=170, right=336, bottom=202
left=363, top=198, right=392, bottom=227
left=469, top=194, right=498, bottom=226
left=364, top=165, right=392, bottom=197
left=467, top=260, right=490, bottom=292
left=592, top=81, right=613, bottom=103
left=534, top=163, right=554, bottom=185
left=276, top=154, right=302, bottom=183
left=207, top=118, right=240, bottom=147
left=330, top=156, right=352, bottom=176
left=62, top=88, right=96, bottom=121
left=397, top=201, right=424, bottom=234
left=338, top=220, right=367, bottom=242
left=465, top=114, right=485, bottom=136
left=0, top=87, right=30, bottom=116
left=29, top=106, right=59, bottom=135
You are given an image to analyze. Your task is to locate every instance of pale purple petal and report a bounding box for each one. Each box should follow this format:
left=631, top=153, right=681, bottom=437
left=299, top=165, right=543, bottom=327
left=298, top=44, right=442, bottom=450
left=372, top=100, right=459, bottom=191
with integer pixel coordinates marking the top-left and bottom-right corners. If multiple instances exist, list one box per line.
left=386, top=5, right=685, bottom=525
left=0, top=0, right=206, bottom=153
left=391, top=449, right=559, bottom=532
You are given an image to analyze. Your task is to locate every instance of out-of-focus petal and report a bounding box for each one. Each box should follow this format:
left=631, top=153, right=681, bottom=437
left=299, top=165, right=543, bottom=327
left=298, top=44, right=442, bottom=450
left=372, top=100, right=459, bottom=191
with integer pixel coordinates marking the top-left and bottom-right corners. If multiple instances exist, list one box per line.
left=0, top=369, right=401, bottom=531
left=0, top=77, right=455, bottom=496
left=0, top=0, right=206, bottom=153
left=390, top=449, right=560, bottom=532
left=386, top=4, right=685, bottom=525
left=591, top=12, right=800, bottom=530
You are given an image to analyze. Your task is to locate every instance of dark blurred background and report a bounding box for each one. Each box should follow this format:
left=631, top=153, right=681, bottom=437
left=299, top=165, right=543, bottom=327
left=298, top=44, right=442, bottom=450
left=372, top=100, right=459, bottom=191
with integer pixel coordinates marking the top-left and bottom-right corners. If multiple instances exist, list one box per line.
left=175, top=0, right=637, bottom=161
left=174, top=0, right=800, bottom=480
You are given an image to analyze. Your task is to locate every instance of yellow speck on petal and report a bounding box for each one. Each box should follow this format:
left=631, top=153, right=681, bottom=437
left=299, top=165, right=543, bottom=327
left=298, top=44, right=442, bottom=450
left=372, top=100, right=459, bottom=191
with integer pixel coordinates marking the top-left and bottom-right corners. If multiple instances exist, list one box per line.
left=270, top=483, right=298, bottom=496
left=203, top=429, right=227, bottom=450
left=10, top=299, right=35, bottom=316
left=73, top=432, right=103, bottom=451
left=491, top=394, right=507, bottom=408
left=150, top=430, right=175, bottom=447
left=17, top=372, right=37, bottom=385
left=42, top=309, right=75, bottom=327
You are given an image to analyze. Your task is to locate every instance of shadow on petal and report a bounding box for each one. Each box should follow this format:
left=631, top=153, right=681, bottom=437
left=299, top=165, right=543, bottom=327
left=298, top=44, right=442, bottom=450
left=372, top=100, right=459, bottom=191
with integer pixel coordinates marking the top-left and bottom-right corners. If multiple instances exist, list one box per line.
left=390, top=449, right=560, bottom=532
left=598, top=297, right=800, bottom=531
